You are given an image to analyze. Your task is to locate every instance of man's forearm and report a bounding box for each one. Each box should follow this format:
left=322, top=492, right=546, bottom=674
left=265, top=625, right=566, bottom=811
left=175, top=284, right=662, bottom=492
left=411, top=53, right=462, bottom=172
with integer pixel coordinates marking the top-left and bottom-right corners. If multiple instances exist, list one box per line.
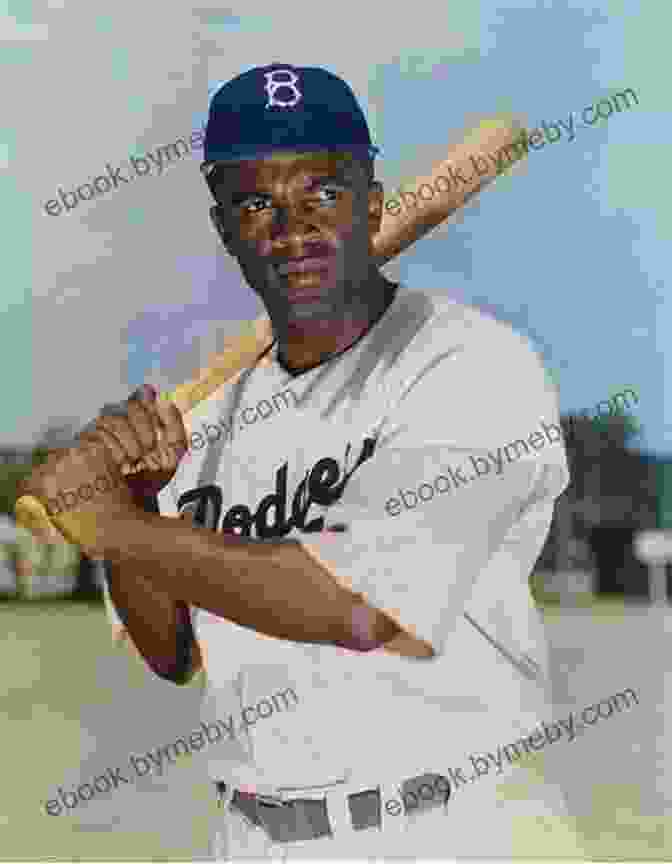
left=97, top=511, right=400, bottom=649
left=107, top=559, right=197, bottom=682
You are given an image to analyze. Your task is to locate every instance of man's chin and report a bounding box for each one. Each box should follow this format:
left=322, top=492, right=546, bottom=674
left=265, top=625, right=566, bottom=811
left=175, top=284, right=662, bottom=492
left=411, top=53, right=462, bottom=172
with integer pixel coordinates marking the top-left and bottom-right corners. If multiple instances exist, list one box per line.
left=283, top=287, right=338, bottom=321
left=285, top=311, right=341, bottom=334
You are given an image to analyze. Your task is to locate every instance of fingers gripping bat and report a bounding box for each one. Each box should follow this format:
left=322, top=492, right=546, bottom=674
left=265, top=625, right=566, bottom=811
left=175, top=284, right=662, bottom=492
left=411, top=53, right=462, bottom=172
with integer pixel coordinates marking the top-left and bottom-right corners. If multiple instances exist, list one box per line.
left=16, top=116, right=529, bottom=541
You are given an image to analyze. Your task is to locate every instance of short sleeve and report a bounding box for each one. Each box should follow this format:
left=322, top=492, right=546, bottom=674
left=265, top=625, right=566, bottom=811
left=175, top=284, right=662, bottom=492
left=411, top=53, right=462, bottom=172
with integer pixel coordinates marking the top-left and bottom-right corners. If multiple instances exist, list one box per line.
left=300, top=321, right=569, bottom=654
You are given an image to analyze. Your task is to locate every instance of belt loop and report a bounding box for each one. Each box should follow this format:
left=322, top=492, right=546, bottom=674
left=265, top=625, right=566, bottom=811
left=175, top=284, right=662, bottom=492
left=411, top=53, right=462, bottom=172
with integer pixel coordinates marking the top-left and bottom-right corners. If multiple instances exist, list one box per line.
left=326, top=787, right=352, bottom=839
left=379, top=782, right=409, bottom=837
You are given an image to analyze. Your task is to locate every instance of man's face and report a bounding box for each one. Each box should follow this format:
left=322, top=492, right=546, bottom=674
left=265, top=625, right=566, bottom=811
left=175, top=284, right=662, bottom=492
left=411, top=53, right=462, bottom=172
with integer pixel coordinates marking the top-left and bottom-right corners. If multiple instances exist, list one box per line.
left=206, top=151, right=384, bottom=326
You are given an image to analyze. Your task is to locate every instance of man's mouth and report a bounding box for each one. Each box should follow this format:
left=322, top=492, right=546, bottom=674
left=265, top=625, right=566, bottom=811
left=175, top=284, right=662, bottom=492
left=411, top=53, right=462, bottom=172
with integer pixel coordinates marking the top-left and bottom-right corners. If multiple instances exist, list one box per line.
left=275, top=242, right=334, bottom=277
left=276, top=255, right=332, bottom=276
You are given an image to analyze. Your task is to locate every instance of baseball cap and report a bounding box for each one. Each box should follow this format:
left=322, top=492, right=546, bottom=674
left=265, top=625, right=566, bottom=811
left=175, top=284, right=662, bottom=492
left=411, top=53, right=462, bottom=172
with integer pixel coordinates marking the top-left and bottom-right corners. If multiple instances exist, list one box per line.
left=202, top=64, right=379, bottom=176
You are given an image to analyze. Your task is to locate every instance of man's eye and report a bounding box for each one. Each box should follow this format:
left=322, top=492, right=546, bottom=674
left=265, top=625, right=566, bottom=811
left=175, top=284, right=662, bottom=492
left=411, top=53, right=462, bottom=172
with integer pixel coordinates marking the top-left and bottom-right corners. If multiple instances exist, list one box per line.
left=240, top=185, right=343, bottom=213
left=240, top=197, right=271, bottom=213
left=309, top=185, right=341, bottom=204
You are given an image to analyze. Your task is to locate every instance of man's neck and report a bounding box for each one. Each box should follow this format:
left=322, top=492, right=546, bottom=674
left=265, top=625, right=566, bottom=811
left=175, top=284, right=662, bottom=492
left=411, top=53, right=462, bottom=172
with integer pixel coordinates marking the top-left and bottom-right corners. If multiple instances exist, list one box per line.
left=277, top=278, right=397, bottom=375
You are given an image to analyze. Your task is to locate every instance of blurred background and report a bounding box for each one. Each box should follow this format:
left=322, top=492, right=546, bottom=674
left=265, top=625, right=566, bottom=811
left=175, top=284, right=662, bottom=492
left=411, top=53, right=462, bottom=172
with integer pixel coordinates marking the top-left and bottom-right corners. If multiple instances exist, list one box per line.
left=2, top=0, right=670, bottom=858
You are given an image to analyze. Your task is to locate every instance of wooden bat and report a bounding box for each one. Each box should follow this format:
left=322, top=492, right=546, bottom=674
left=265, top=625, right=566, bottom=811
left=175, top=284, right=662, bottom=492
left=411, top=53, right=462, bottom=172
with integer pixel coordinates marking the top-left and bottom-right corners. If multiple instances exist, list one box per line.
left=15, top=115, right=529, bottom=542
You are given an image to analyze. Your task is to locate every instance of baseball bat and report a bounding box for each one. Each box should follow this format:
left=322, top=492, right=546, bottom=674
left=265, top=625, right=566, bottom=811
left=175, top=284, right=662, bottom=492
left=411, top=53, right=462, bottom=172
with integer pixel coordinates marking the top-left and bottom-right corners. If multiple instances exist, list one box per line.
left=16, top=115, right=528, bottom=540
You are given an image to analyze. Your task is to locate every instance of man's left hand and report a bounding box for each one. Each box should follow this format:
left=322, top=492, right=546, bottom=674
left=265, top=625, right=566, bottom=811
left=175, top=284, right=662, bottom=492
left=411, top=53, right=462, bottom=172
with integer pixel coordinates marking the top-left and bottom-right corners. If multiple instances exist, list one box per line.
left=18, top=436, right=141, bottom=556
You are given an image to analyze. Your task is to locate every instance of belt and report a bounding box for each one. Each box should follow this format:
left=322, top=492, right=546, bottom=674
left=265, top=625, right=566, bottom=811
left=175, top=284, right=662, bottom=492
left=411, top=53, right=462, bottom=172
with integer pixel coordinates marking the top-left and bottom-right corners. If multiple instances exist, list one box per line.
left=216, top=772, right=451, bottom=845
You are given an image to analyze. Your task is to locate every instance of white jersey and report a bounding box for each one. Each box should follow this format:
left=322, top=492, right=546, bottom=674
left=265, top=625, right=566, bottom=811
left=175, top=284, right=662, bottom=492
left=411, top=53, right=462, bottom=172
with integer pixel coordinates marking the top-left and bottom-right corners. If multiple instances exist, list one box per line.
left=105, top=284, right=569, bottom=801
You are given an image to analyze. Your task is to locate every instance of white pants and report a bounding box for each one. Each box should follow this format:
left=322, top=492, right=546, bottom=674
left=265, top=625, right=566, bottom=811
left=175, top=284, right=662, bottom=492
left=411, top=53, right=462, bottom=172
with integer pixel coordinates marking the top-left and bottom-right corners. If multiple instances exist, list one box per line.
left=211, top=763, right=587, bottom=860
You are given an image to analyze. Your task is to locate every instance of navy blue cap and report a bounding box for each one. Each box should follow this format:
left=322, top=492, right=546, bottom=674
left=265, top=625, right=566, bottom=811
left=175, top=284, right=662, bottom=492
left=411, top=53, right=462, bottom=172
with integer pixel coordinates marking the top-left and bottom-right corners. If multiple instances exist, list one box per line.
left=202, top=64, right=379, bottom=172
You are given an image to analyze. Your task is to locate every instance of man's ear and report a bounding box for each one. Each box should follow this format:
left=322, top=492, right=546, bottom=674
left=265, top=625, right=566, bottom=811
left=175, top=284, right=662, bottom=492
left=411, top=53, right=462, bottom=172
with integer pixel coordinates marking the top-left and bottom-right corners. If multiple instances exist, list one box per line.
left=209, top=205, right=233, bottom=250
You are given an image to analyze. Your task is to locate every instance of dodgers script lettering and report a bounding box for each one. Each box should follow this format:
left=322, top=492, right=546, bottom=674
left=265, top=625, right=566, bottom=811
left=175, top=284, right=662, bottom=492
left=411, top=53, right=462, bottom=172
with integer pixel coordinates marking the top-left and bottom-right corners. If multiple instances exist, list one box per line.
left=177, top=437, right=377, bottom=539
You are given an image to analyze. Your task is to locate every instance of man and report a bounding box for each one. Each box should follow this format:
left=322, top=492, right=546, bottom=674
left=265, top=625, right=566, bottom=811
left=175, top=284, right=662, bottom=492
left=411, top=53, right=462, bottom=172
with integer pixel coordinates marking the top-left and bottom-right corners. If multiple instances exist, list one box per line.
left=22, top=65, right=584, bottom=858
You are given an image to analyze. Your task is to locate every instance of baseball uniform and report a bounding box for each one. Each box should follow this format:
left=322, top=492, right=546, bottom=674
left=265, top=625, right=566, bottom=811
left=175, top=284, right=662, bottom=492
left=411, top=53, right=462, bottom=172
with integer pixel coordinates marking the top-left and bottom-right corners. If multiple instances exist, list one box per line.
left=104, top=284, right=585, bottom=858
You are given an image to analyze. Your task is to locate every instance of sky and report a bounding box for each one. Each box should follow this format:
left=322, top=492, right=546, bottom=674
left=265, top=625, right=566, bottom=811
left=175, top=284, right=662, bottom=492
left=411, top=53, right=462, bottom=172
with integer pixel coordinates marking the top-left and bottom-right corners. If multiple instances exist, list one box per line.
left=1, top=0, right=668, bottom=458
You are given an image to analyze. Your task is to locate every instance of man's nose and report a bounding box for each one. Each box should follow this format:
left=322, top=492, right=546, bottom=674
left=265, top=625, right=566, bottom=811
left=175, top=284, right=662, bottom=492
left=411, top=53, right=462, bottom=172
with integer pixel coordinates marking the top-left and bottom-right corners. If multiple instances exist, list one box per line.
left=271, top=202, right=315, bottom=244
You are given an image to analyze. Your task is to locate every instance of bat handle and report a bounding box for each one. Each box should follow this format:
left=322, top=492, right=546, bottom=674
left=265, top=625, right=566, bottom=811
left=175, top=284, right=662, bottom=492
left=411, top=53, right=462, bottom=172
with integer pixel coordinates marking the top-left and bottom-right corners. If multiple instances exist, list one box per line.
left=15, top=456, right=173, bottom=542
left=15, top=495, right=63, bottom=542
left=15, top=386, right=183, bottom=542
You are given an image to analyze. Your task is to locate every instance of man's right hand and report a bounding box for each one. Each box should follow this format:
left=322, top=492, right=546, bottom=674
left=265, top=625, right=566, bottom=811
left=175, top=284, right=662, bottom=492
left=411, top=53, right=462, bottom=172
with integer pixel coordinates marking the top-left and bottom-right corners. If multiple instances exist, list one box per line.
left=78, top=384, right=188, bottom=504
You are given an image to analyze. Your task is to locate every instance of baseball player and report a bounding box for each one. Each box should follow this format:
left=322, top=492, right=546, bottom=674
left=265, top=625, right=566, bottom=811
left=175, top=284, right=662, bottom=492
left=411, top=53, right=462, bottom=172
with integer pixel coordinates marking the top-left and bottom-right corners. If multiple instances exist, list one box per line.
left=21, top=65, right=585, bottom=858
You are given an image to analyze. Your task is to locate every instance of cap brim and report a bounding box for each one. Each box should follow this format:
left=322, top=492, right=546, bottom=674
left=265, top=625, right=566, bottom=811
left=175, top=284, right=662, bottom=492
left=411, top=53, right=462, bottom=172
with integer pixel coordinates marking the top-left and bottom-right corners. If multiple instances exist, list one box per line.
left=201, top=145, right=379, bottom=173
